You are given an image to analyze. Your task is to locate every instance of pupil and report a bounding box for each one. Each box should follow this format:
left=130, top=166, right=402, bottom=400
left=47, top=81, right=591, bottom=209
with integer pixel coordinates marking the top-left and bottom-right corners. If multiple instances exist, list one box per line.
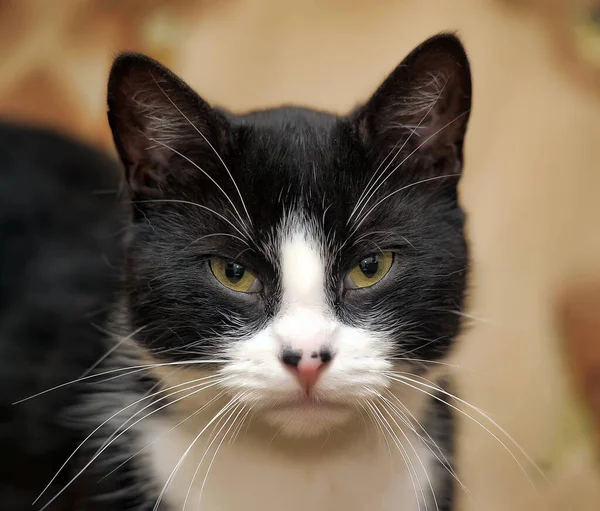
left=359, top=255, right=380, bottom=278
left=225, top=262, right=245, bottom=283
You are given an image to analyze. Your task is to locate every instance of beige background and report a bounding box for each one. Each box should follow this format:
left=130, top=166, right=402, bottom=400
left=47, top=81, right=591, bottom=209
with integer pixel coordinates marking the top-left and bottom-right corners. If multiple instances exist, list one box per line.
left=1, top=0, right=599, bottom=509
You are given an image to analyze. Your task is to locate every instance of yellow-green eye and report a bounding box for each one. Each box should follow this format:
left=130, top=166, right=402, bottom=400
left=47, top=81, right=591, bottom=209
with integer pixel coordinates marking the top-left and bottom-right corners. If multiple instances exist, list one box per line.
left=210, top=258, right=261, bottom=293
left=346, top=252, right=394, bottom=289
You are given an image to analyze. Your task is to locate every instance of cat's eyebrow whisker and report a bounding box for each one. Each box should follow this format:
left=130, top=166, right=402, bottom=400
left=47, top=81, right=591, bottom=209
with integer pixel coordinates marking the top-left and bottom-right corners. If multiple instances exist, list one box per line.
left=13, top=359, right=229, bottom=404
left=348, top=82, right=447, bottom=226
left=349, top=109, right=470, bottom=238
left=146, top=137, right=251, bottom=238
left=151, top=75, right=253, bottom=229
left=182, top=232, right=250, bottom=251
left=347, top=142, right=400, bottom=224
left=135, top=198, right=248, bottom=240
left=364, top=400, right=425, bottom=511
left=347, top=229, right=397, bottom=249
left=152, top=393, right=248, bottom=511
left=351, top=172, right=461, bottom=237
left=34, top=375, right=227, bottom=508
left=385, top=373, right=546, bottom=488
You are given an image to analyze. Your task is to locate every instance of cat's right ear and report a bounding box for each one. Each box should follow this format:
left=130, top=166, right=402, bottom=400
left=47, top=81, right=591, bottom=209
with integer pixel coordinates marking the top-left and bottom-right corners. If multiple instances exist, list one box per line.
left=107, top=53, right=227, bottom=197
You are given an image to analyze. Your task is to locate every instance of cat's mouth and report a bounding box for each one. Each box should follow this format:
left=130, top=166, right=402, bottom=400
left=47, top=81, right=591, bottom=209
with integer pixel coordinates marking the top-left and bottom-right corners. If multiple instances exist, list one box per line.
left=269, top=398, right=350, bottom=411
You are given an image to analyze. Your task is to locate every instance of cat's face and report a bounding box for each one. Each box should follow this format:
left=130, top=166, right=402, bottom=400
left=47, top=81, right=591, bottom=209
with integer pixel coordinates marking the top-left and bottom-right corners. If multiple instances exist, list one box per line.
left=108, top=34, right=471, bottom=437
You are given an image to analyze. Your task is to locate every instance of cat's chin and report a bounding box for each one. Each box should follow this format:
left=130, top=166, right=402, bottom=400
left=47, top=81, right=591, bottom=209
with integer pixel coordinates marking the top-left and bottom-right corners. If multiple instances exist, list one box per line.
left=260, top=401, right=356, bottom=437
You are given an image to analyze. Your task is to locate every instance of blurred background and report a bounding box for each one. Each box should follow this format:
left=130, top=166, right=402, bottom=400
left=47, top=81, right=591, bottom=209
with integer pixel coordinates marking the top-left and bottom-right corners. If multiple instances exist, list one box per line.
left=1, top=0, right=600, bottom=509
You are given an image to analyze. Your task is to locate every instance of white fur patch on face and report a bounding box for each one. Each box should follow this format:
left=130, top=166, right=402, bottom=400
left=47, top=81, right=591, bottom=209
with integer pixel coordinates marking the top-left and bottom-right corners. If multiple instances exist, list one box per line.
left=219, top=213, right=393, bottom=437
left=279, top=225, right=324, bottom=308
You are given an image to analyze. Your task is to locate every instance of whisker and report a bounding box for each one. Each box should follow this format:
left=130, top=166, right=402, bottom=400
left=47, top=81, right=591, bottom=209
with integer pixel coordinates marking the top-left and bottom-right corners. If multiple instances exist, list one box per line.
left=358, top=401, right=394, bottom=471
left=79, top=325, right=145, bottom=379
left=377, top=400, right=439, bottom=511
left=182, top=232, right=249, bottom=252
left=349, top=84, right=447, bottom=225
left=34, top=375, right=226, bottom=508
left=229, top=405, right=253, bottom=444
left=152, top=394, right=246, bottom=511
left=347, top=141, right=400, bottom=224
left=365, top=400, right=424, bottom=511
left=13, top=359, right=228, bottom=404
left=198, top=400, right=248, bottom=508
left=147, top=137, right=251, bottom=237
left=93, top=374, right=225, bottom=457
left=182, top=401, right=241, bottom=510
left=386, top=373, right=545, bottom=488
left=100, top=390, right=228, bottom=481
left=135, top=198, right=247, bottom=240
left=381, top=390, right=468, bottom=494
left=350, top=108, right=468, bottom=235
left=382, top=390, right=473, bottom=496
left=351, top=173, right=461, bottom=236
left=151, top=75, right=253, bottom=227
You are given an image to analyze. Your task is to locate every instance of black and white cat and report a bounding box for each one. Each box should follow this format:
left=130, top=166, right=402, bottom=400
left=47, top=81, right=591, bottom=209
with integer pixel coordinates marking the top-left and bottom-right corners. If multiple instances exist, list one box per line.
left=105, top=32, right=471, bottom=511
left=5, top=33, right=471, bottom=511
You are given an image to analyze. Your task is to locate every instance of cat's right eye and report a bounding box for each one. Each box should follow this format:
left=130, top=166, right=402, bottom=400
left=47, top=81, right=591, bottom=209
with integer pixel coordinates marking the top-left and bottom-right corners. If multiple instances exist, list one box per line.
left=209, top=258, right=262, bottom=293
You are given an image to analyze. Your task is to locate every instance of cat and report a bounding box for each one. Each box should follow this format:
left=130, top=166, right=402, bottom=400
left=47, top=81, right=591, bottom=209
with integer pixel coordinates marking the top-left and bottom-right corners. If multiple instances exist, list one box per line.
left=4, top=32, right=471, bottom=510
left=0, top=122, right=137, bottom=510
left=104, top=31, right=471, bottom=511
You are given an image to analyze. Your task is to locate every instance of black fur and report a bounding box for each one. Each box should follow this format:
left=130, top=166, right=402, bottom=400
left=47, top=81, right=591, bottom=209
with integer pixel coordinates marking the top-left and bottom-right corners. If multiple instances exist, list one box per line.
left=108, top=33, right=471, bottom=366
left=0, top=123, right=160, bottom=510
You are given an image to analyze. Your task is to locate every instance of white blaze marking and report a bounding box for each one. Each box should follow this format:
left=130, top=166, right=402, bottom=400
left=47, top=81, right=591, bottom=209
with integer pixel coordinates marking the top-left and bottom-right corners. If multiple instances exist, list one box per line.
left=280, top=226, right=325, bottom=308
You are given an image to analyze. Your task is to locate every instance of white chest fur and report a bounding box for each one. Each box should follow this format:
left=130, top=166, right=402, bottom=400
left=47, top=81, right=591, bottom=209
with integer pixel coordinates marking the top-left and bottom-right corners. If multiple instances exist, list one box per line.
left=144, top=413, right=437, bottom=511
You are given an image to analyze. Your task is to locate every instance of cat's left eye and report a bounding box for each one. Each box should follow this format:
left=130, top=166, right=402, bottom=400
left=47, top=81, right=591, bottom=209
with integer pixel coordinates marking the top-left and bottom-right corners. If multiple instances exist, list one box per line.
left=210, top=258, right=262, bottom=293
left=345, top=252, right=394, bottom=290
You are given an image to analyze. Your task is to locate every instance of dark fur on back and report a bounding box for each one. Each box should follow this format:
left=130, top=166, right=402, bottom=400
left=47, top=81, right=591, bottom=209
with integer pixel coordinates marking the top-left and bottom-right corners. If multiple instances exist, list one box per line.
left=0, top=123, right=159, bottom=510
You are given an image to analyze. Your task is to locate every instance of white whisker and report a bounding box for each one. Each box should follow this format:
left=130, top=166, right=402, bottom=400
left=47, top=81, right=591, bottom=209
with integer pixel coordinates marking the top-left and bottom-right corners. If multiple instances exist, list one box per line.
left=386, top=373, right=545, bottom=488
left=13, top=358, right=227, bottom=405
left=349, top=84, right=447, bottom=225
left=135, top=198, right=247, bottom=240
left=350, top=110, right=470, bottom=236
left=377, top=400, right=439, bottom=511
left=365, top=400, right=424, bottom=511
left=100, top=390, right=228, bottom=481
left=147, top=137, right=251, bottom=237
left=151, top=75, right=253, bottom=227
left=198, top=400, right=248, bottom=508
left=79, top=326, right=145, bottom=379
left=34, top=376, right=226, bottom=508
left=152, top=394, right=246, bottom=511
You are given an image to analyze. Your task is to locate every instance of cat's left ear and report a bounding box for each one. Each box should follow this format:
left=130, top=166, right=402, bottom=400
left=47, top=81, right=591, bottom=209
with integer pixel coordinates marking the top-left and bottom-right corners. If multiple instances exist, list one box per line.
left=355, top=33, right=472, bottom=175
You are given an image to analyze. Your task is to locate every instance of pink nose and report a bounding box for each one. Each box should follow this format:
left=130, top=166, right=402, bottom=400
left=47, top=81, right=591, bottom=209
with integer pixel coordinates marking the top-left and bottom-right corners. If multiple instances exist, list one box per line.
left=280, top=349, right=333, bottom=392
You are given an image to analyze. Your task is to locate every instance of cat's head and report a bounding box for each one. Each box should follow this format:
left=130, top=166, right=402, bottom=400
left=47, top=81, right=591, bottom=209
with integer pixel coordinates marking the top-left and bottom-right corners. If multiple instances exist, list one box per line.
left=108, top=33, right=471, bottom=437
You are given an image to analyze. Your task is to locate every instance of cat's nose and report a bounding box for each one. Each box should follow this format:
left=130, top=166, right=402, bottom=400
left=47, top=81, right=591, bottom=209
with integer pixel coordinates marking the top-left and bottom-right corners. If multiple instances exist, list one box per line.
left=281, top=348, right=333, bottom=391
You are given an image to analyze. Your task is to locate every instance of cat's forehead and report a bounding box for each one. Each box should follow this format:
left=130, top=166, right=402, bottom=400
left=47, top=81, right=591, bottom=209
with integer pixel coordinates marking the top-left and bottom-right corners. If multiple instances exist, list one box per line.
left=231, top=107, right=344, bottom=177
